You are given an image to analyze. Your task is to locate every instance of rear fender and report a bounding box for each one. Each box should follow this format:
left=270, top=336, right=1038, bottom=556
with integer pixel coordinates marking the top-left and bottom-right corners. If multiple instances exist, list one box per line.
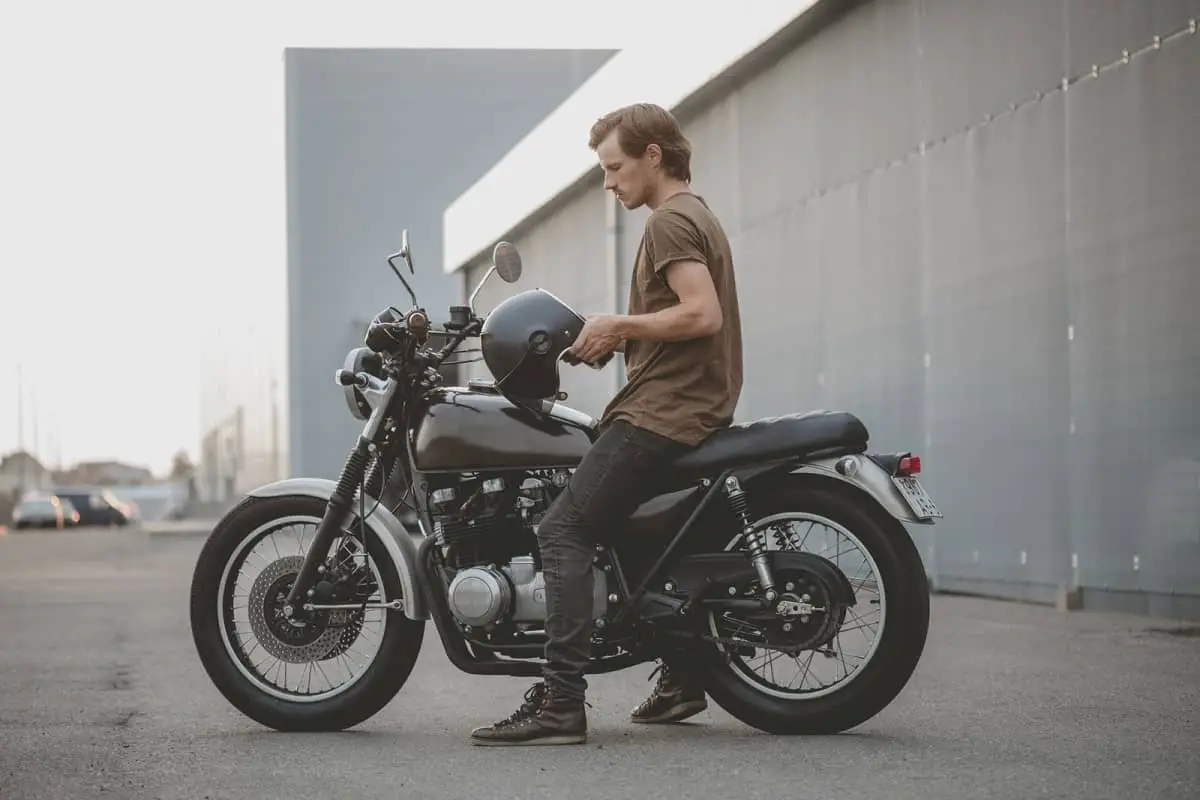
left=246, top=478, right=430, bottom=620
left=740, top=455, right=937, bottom=525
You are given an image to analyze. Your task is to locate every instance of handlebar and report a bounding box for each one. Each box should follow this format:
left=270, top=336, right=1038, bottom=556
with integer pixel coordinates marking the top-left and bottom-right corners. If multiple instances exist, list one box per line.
left=429, top=316, right=483, bottom=364
left=335, top=369, right=368, bottom=389
left=334, top=368, right=392, bottom=396
left=561, top=350, right=614, bottom=370
left=365, top=302, right=613, bottom=384
left=419, top=310, right=614, bottom=372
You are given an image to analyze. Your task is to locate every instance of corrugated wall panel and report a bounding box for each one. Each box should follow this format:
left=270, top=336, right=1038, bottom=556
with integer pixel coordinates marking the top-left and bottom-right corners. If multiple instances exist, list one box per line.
left=924, top=95, right=1072, bottom=598
left=1065, top=34, right=1200, bottom=612
left=461, top=0, right=1200, bottom=617
left=1065, top=0, right=1200, bottom=75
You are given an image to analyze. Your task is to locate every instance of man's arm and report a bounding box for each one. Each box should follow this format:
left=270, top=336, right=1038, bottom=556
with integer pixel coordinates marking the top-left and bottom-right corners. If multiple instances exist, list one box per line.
left=613, top=259, right=722, bottom=342
left=568, top=211, right=720, bottom=363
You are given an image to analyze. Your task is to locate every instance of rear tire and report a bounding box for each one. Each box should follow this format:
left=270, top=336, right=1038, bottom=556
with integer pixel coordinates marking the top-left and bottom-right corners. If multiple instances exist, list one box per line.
left=189, top=494, right=425, bottom=732
left=700, top=483, right=930, bottom=735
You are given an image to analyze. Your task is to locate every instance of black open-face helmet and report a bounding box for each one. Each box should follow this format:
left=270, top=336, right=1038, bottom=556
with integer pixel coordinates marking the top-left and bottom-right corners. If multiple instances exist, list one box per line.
left=480, top=288, right=585, bottom=401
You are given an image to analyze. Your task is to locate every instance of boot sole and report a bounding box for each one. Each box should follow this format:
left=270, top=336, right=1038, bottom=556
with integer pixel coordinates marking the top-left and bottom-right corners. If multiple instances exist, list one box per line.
left=470, top=734, right=587, bottom=746
left=630, top=700, right=707, bottom=725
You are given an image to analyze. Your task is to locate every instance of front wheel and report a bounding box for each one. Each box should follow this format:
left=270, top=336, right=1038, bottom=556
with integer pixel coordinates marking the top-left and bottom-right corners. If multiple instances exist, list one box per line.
left=699, top=483, right=930, bottom=735
left=189, top=494, right=425, bottom=731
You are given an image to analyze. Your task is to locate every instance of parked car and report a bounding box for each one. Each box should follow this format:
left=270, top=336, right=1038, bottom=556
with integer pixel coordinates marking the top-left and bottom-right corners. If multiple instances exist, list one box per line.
left=53, top=489, right=133, bottom=527
left=12, top=496, right=80, bottom=530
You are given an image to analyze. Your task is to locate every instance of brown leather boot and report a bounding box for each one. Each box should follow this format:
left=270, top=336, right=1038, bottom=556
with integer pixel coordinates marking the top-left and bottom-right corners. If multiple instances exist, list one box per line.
left=630, top=661, right=707, bottom=724
left=470, top=681, right=588, bottom=746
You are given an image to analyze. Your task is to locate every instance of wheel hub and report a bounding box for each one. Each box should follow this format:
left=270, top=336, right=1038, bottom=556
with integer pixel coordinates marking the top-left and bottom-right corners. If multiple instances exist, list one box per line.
left=766, top=580, right=841, bottom=651
left=722, top=555, right=854, bottom=652
left=248, top=556, right=359, bottom=664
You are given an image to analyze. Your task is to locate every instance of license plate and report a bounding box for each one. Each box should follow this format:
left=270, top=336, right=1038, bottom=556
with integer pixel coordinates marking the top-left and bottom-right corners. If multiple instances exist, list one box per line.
left=892, top=476, right=943, bottom=520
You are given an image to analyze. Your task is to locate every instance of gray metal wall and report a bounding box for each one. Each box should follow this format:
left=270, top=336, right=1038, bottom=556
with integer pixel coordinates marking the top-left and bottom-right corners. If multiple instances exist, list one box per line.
left=285, top=48, right=615, bottom=478
left=463, top=186, right=621, bottom=417
left=463, top=0, right=1200, bottom=619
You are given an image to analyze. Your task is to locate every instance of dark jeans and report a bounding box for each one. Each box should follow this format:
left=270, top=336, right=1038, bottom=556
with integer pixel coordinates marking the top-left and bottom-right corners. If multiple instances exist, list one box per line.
left=536, top=420, right=691, bottom=700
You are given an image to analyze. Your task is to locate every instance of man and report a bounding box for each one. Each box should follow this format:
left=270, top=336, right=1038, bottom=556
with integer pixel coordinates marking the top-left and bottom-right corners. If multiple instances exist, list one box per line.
left=470, top=102, right=743, bottom=746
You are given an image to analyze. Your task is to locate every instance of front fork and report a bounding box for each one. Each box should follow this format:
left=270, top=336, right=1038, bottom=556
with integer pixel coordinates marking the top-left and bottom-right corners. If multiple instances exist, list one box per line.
left=723, top=476, right=779, bottom=602
left=281, top=438, right=376, bottom=615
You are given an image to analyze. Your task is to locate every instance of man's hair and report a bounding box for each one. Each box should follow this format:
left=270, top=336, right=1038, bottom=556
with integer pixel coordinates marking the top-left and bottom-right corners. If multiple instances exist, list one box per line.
left=588, top=103, right=692, bottom=182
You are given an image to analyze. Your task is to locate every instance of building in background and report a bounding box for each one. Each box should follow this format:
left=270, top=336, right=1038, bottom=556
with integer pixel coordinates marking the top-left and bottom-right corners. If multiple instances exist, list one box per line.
left=0, top=451, right=51, bottom=500
left=198, top=47, right=615, bottom=505
left=444, top=0, right=1200, bottom=619
left=51, top=460, right=155, bottom=486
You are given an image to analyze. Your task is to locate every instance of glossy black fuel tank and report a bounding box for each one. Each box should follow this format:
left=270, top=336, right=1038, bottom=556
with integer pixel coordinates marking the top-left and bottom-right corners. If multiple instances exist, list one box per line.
left=411, top=383, right=597, bottom=473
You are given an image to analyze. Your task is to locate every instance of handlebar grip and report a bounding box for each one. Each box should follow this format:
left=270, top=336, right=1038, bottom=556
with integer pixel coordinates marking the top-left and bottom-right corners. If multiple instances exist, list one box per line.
left=335, top=369, right=369, bottom=389
left=561, top=350, right=613, bottom=369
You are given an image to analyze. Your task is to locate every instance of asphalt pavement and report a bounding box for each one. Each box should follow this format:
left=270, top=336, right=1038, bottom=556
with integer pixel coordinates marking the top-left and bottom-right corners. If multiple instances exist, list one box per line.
left=0, top=525, right=1197, bottom=800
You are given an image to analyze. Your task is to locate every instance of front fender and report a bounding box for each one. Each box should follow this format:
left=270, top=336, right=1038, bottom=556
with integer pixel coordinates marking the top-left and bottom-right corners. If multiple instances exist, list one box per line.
left=789, top=455, right=939, bottom=525
left=246, top=478, right=430, bottom=620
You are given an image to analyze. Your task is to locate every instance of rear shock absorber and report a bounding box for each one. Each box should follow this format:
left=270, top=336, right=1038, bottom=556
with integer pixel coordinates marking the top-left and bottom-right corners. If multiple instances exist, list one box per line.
left=723, top=476, right=778, bottom=602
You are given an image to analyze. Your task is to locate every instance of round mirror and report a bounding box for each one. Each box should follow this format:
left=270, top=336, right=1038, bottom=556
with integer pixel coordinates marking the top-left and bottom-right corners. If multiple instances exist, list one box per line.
left=399, top=229, right=415, bottom=273
left=492, top=241, right=523, bottom=283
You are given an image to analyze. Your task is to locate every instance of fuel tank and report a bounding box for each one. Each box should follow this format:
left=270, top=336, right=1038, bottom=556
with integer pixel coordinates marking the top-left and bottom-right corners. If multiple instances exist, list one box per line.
left=411, top=382, right=597, bottom=473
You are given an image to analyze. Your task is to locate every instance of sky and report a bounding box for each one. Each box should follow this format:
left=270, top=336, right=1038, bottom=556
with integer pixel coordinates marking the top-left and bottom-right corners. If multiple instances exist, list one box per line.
left=0, top=0, right=690, bottom=476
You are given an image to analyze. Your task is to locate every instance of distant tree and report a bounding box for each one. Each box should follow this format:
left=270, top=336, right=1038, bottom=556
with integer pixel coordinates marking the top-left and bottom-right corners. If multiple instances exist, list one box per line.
left=170, top=450, right=195, bottom=480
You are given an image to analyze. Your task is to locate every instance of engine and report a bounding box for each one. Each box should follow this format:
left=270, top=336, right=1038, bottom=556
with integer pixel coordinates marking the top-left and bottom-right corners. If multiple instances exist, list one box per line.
left=429, top=469, right=609, bottom=629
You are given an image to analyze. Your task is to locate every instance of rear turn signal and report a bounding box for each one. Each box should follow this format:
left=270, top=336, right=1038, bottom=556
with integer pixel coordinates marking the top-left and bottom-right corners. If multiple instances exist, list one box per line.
left=897, top=455, right=921, bottom=476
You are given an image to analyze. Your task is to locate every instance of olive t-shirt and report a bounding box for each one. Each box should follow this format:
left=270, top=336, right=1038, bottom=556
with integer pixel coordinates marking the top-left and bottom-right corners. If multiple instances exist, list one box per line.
left=600, top=192, right=743, bottom=446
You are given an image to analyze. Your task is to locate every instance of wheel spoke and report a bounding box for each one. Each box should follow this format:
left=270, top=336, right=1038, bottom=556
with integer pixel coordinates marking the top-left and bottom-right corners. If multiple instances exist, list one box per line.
left=217, top=516, right=389, bottom=704
left=793, top=651, right=816, bottom=690
left=712, top=511, right=887, bottom=700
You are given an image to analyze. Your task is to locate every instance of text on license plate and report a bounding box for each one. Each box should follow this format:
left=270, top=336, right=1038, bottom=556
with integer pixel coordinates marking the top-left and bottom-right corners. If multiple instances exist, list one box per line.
left=892, top=476, right=943, bottom=520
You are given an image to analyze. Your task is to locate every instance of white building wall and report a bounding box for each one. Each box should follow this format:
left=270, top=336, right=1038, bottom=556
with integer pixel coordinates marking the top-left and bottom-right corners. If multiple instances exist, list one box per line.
left=462, top=183, right=617, bottom=419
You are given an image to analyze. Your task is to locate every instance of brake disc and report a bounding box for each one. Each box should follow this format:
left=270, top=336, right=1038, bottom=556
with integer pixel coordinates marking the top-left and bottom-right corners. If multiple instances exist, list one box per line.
left=247, top=556, right=351, bottom=664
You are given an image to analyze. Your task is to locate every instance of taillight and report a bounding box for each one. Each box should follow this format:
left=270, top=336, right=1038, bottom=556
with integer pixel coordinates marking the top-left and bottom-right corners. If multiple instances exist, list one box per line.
left=897, top=455, right=921, bottom=476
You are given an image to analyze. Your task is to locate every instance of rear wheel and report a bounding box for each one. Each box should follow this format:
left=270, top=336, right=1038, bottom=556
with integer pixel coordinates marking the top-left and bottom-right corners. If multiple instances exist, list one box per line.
left=700, top=483, right=930, bottom=734
left=189, top=494, right=424, bottom=731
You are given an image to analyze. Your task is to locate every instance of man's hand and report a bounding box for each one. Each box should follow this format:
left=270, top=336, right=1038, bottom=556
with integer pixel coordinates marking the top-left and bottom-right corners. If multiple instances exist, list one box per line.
left=569, top=314, right=624, bottom=364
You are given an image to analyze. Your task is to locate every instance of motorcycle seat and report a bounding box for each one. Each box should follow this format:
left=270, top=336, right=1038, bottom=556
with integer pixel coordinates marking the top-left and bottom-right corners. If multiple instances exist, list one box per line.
left=673, top=410, right=869, bottom=476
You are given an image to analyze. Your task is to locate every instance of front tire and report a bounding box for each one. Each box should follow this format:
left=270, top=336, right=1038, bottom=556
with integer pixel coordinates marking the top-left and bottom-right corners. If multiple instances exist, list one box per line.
left=700, top=483, right=930, bottom=735
left=189, top=494, right=425, bottom=731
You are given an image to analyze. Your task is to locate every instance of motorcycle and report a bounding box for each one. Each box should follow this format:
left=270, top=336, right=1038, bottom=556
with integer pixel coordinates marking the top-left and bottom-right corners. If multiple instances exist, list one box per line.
left=189, top=230, right=943, bottom=735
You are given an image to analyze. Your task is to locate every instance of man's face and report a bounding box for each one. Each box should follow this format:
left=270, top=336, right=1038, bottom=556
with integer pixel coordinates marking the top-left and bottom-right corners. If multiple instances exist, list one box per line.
left=597, top=129, right=658, bottom=209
